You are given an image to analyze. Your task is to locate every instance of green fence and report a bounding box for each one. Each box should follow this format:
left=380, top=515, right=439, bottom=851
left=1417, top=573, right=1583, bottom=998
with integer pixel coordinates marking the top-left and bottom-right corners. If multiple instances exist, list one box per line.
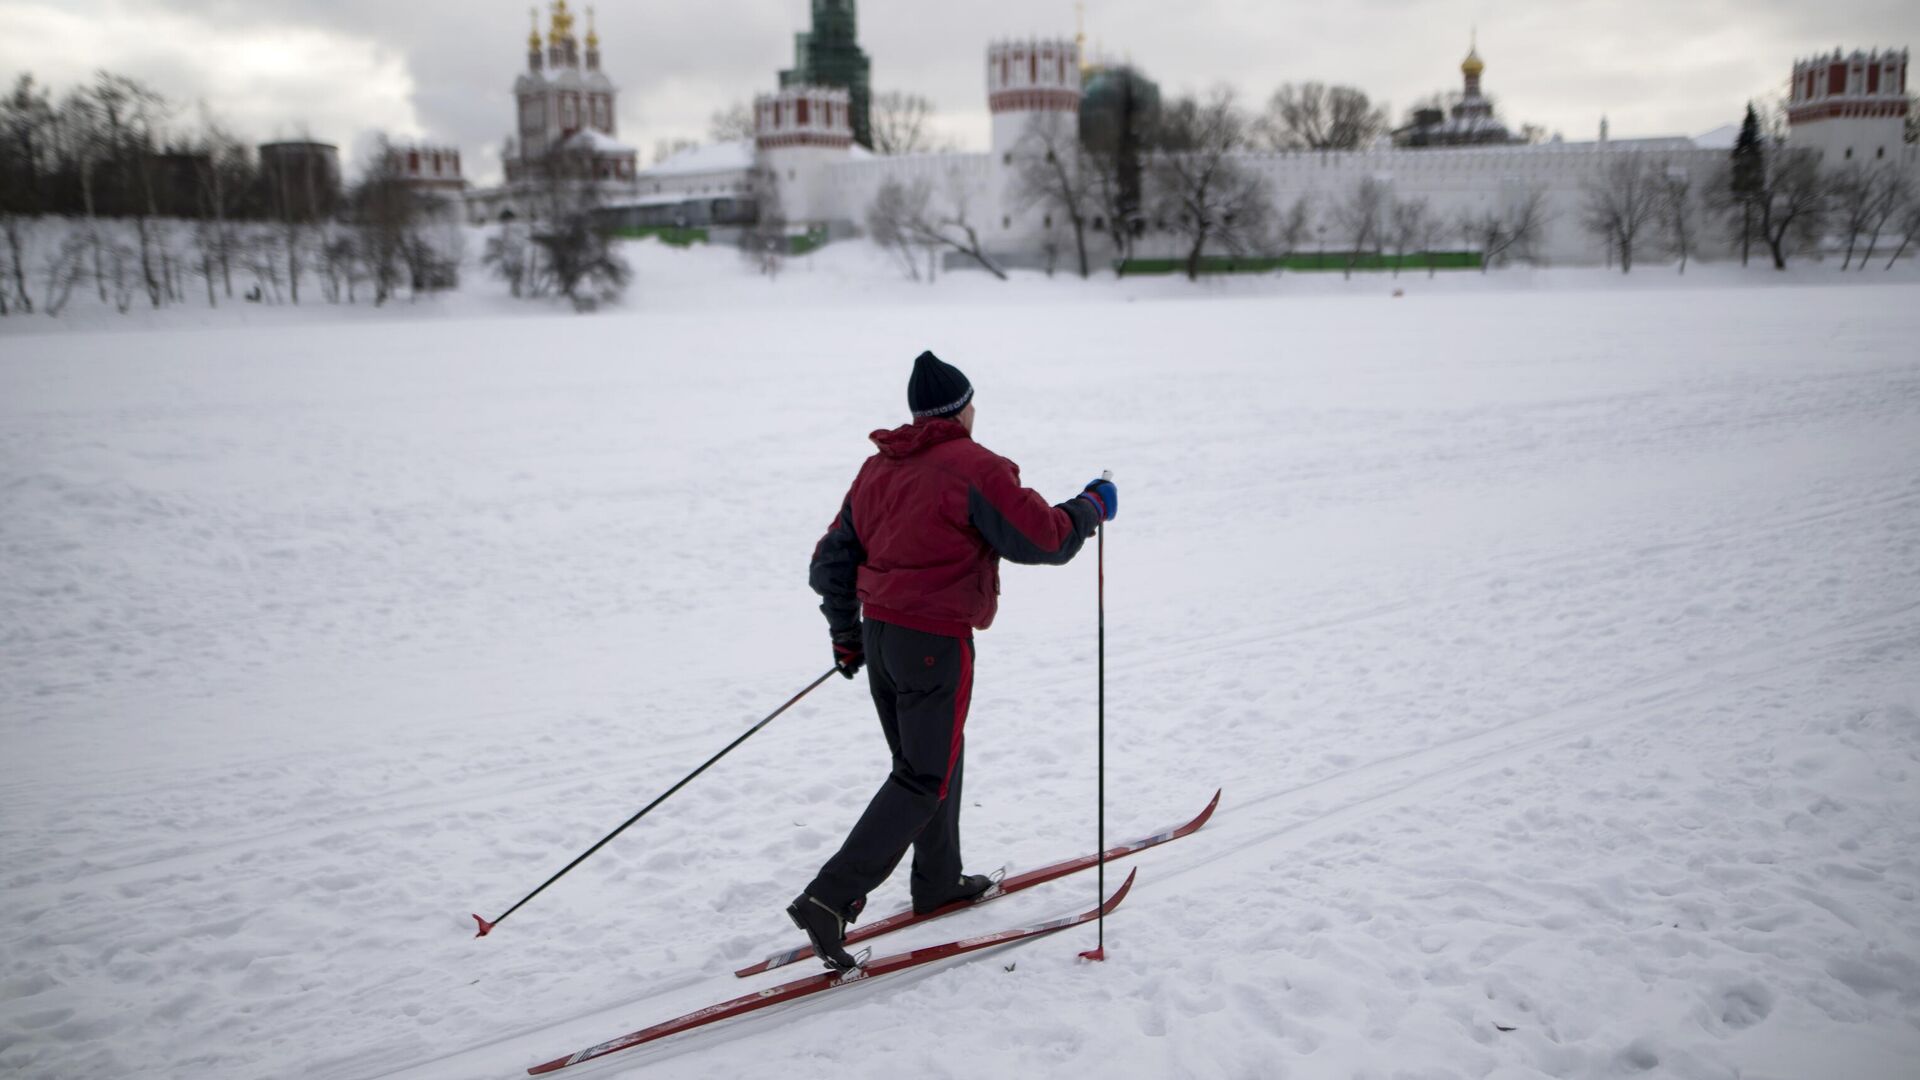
left=610, top=225, right=710, bottom=247
left=611, top=225, right=831, bottom=255
left=1117, top=251, right=1482, bottom=276
left=787, top=226, right=830, bottom=256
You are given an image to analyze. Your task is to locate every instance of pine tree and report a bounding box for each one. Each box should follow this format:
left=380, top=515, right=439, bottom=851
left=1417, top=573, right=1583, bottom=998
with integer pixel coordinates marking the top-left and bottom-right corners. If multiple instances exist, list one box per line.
left=1729, top=103, right=1765, bottom=267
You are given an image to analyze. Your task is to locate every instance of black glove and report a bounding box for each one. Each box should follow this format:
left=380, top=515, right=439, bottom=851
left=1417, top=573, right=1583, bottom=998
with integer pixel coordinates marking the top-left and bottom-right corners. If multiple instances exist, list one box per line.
left=831, top=627, right=865, bottom=679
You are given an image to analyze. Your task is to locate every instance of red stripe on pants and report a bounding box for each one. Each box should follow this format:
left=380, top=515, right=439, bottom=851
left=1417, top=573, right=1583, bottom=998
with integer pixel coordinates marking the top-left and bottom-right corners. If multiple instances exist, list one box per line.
left=940, top=640, right=972, bottom=799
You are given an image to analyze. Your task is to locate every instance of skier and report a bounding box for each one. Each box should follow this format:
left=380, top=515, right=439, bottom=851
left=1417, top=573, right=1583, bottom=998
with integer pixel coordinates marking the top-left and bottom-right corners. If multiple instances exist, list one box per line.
left=787, top=350, right=1118, bottom=972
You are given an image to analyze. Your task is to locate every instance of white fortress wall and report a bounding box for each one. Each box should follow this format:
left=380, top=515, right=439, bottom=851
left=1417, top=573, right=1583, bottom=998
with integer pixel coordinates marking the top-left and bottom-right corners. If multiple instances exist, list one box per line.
left=1218, top=144, right=1745, bottom=264
left=818, top=152, right=996, bottom=227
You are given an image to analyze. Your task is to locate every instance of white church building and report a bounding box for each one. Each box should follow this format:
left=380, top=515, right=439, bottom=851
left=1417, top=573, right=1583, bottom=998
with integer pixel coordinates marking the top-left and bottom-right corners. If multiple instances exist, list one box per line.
left=468, top=7, right=1915, bottom=269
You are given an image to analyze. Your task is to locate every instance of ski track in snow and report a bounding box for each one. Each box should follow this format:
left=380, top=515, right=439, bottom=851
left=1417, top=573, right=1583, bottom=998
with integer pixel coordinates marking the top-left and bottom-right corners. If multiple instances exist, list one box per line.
left=3, top=251, right=1919, bottom=1079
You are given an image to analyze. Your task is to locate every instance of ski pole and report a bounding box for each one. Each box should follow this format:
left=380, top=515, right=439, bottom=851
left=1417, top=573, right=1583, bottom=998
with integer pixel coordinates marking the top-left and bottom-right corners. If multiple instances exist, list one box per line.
left=473, top=666, right=840, bottom=937
left=1081, top=470, right=1111, bottom=962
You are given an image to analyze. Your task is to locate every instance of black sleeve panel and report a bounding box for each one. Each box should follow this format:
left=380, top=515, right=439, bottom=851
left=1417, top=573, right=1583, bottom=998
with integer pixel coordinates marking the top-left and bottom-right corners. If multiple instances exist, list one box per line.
left=968, top=485, right=1099, bottom=566
left=809, top=497, right=865, bottom=633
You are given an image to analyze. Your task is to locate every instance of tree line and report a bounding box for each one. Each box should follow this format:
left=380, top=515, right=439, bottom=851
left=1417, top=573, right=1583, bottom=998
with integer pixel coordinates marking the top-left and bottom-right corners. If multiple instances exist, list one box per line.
left=1580, top=104, right=1919, bottom=274
left=862, top=79, right=1916, bottom=282
left=867, top=81, right=1543, bottom=283
left=0, top=71, right=461, bottom=316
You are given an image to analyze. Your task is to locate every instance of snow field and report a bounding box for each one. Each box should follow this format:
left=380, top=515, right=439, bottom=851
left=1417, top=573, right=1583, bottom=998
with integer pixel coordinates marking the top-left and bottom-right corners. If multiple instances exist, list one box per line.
left=3, top=248, right=1919, bottom=1079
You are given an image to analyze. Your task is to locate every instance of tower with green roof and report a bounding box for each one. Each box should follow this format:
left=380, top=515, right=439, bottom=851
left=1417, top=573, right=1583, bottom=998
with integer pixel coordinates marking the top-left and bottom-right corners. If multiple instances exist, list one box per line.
left=779, top=0, right=873, bottom=149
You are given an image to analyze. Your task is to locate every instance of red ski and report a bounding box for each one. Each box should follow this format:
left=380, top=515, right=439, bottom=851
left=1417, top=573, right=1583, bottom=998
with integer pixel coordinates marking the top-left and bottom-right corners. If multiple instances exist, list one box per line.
left=735, top=788, right=1217, bottom=978
left=526, top=869, right=1138, bottom=1075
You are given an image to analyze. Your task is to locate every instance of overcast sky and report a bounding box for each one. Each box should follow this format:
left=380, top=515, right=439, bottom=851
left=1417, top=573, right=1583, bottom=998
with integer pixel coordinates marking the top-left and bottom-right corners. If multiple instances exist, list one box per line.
left=4, top=0, right=1915, bottom=183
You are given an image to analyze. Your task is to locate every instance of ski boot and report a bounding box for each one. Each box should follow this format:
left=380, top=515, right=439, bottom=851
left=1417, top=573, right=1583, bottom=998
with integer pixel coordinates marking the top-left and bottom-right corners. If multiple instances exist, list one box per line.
left=787, top=893, right=861, bottom=973
left=913, top=872, right=995, bottom=915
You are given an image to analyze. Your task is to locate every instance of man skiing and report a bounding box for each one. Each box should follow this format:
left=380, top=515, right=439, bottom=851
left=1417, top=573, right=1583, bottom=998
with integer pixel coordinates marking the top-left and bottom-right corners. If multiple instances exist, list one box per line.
left=788, top=350, right=1118, bottom=972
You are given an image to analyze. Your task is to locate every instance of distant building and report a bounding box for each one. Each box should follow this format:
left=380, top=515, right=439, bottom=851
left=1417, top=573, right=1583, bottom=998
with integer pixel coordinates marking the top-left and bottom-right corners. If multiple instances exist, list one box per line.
left=387, top=143, right=467, bottom=197
left=1393, top=42, right=1524, bottom=148
left=257, top=140, right=341, bottom=220
left=467, top=1, right=638, bottom=221
left=779, top=0, right=873, bottom=149
left=468, top=8, right=1917, bottom=267
left=1788, top=48, right=1910, bottom=165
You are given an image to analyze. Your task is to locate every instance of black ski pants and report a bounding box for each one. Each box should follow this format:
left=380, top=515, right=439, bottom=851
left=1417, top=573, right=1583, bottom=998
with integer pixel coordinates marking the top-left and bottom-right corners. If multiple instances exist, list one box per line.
left=807, top=618, right=973, bottom=915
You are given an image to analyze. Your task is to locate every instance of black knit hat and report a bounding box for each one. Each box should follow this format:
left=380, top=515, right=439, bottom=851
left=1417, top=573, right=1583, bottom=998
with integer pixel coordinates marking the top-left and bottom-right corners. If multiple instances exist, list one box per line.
left=908, top=350, right=974, bottom=419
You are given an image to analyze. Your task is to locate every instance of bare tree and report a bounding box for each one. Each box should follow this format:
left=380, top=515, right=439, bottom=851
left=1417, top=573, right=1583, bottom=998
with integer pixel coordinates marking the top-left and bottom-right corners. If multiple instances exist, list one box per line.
left=866, top=175, right=927, bottom=281
left=191, top=110, right=252, bottom=301
left=1081, top=66, right=1158, bottom=266
left=1831, top=165, right=1878, bottom=270
left=1151, top=88, right=1274, bottom=280
left=1012, top=112, right=1094, bottom=278
left=92, top=73, right=172, bottom=308
left=1656, top=164, right=1698, bottom=273
left=707, top=101, right=755, bottom=143
left=1582, top=153, right=1660, bottom=272
left=483, top=219, right=541, bottom=297
left=1258, top=82, right=1388, bottom=151
left=1, top=74, right=56, bottom=313
left=866, top=172, right=1006, bottom=280
left=350, top=138, right=416, bottom=305
left=243, top=230, right=284, bottom=303
left=870, top=91, right=939, bottom=156
left=1754, top=150, right=1829, bottom=270
left=1334, top=176, right=1389, bottom=277
left=1387, top=196, right=1434, bottom=277
left=317, top=229, right=358, bottom=302
left=1857, top=169, right=1913, bottom=270
left=1275, top=194, right=1314, bottom=261
left=1460, top=186, right=1548, bottom=272
left=911, top=170, right=1006, bottom=279
left=56, top=88, right=111, bottom=301
left=1881, top=195, right=1920, bottom=269
left=39, top=231, right=88, bottom=315
left=517, top=142, right=631, bottom=309
left=737, top=153, right=787, bottom=277
left=1832, top=165, right=1912, bottom=271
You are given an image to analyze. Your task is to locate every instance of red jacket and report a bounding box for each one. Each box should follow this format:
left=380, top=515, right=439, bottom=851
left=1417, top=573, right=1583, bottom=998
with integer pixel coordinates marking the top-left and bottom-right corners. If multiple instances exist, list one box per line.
left=810, top=418, right=1101, bottom=639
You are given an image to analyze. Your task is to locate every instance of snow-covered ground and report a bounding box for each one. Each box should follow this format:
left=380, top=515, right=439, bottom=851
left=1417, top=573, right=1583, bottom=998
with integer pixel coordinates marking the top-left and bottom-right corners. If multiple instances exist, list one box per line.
left=3, top=243, right=1919, bottom=1079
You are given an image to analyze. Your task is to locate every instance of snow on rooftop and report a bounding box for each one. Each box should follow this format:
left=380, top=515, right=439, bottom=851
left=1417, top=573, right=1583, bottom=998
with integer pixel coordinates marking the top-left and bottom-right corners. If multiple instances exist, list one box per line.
left=564, top=128, right=636, bottom=155
left=645, top=139, right=754, bottom=177
left=1690, top=123, right=1740, bottom=150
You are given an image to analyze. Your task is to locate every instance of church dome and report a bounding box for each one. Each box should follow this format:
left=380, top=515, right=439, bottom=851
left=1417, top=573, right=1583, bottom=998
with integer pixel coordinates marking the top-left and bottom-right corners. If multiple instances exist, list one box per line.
left=1461, top=48, right=1484, bottom=78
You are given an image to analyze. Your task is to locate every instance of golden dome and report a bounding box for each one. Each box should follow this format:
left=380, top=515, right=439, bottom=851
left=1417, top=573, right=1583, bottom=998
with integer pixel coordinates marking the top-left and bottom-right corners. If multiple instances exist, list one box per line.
left=528, top=7, right=541, bottom=49
left=1461, top=48, right=1484, bottom=77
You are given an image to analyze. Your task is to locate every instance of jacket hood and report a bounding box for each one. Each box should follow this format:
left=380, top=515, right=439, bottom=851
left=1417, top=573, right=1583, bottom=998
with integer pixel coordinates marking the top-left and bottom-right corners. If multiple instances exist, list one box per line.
left=870, top=418, right=971, bottom=459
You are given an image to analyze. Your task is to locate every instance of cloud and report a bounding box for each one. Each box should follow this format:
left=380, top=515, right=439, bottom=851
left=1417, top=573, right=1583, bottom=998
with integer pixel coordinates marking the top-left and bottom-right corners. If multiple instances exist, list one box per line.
left=0, top=1, right=422, bottom=172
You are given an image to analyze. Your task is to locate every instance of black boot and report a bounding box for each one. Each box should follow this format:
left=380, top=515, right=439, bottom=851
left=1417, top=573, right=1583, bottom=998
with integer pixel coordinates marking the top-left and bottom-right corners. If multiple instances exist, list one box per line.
left=913, top=872, right=994, bottom=915
left=787, top=893, right=860, bottom=973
